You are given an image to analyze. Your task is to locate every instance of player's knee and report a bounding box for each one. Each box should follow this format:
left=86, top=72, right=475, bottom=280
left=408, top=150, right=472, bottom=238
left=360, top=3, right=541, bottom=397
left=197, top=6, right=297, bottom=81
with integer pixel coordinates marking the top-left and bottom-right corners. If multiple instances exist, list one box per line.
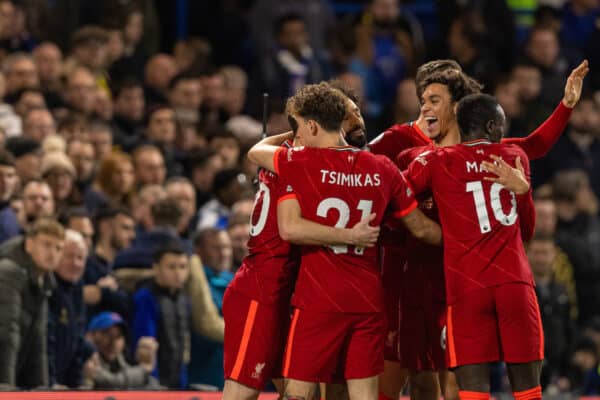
left=409, top=372, right=440, bottom=400
left=454, top=365, right=490, bottom=393
left=506, top=361, right=542, bottom=392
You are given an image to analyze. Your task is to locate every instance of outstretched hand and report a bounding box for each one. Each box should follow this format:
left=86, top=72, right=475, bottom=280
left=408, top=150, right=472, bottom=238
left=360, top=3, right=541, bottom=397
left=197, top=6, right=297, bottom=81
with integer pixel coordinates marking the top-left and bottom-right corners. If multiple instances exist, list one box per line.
left=563, top=60, right=589, bottom=108
left=482, top=155, right=530, bottom=195
left=349, top=213, right=380, bottom=249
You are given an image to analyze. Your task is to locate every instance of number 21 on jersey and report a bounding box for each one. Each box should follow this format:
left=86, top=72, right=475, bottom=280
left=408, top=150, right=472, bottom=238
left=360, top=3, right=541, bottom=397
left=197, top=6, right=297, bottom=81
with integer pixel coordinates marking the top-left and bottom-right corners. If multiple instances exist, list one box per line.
left=317, top=197, right=373, bottom=255
left=466, top=181, right=517, bottom=234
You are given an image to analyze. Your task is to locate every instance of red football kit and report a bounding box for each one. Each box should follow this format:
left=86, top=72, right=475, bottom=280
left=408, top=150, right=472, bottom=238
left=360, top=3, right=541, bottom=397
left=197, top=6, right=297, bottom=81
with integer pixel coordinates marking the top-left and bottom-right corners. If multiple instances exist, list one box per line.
left=405, top=140, right=543, bottom=367
left=369, top=102, right=570, bottom=369
left=273, top=145, right=417, bottom=381
left=223, top=155, right=300, bottom=389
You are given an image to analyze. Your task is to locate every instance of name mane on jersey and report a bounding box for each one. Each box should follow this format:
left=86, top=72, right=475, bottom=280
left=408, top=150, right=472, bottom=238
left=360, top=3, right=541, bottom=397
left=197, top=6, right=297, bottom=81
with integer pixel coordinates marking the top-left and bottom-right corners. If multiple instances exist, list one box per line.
left=320, top=169, right=381, bottom=187
left=466, top=160, right=491, bottom=174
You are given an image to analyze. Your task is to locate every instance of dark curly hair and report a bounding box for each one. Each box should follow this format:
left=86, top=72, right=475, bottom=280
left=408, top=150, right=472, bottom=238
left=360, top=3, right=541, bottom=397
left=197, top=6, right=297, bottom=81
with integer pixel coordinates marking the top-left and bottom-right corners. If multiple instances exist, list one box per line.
left=420, top=70, right=483, bottom=104
left=287, top=83, right=346, bottom=132
left=415, top=59, right=462, bottom=98
left=327, top=79, right=360, bottom=105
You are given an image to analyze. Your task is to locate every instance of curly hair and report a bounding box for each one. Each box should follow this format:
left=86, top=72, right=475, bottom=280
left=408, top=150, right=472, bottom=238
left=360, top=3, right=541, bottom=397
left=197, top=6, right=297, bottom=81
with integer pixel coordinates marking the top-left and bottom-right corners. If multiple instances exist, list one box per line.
left=287, top=83, right=346, bottom=132
left=420, top=70, right=483, bottom=103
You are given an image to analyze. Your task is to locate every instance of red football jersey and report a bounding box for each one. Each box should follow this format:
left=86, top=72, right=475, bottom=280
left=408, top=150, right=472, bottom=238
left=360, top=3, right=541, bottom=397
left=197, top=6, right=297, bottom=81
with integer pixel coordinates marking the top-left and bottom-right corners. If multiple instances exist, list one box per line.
left=228, top=166, right=300, bottom=304
left=274, top=145, right=417, bottom=313
left=406, top=140, right=536, bottom=304
left=395, top=145, right=446, bottom=304
left=367, top=121, right=431, bottom=161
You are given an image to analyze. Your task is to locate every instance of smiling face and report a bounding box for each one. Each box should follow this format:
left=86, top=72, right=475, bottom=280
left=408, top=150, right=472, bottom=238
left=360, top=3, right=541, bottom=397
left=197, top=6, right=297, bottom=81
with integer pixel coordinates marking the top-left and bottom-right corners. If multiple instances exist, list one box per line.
left=420, top=83, right=456, bottom=141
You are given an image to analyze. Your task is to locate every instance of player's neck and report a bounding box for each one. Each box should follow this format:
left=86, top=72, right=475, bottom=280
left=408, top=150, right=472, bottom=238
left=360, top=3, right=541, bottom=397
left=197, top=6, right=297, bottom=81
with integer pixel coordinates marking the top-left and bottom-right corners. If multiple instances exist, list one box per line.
left=437, top=124, right=461, bottom=147
left=319, top=131, right=348, bottom=148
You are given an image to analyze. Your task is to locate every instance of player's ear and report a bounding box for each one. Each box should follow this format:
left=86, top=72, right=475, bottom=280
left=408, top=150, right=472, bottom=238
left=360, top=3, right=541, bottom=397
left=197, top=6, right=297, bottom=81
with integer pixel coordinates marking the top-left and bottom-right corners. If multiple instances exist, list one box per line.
left=310, top=120, right=318, bottom=136
left=485, top=119, right=495, bottom=136
left=453, top=102, right=459, bottom=115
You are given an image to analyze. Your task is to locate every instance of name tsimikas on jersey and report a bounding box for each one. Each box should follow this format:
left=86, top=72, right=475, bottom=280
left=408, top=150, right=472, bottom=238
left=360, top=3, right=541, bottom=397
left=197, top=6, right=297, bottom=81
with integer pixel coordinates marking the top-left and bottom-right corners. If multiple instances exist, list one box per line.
left=319, top=169, right=382, bottom=187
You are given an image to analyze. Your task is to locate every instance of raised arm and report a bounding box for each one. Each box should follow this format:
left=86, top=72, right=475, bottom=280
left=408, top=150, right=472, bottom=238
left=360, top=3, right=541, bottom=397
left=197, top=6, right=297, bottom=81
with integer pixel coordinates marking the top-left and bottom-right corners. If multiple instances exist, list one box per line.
left=503, top=60, right=588, bottom=160
left=247, top=131, right=295, bottom=172
left=277, top=198, right=379, bottom=247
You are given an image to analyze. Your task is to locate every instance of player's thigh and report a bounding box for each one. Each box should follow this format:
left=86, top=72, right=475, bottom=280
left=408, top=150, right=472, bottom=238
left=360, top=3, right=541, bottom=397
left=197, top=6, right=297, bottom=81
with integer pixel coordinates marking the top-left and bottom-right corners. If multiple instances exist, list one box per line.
left=344, top=312, right=385, bottom=380
left=453, top=363, right=491, bottom=393
left=224, top=292, right=287, bottom=390
left=379, top=361, right=408, bottom=399
left=283, top=309, right=349, bottom=382
left=408, top=370, right=440, bottom=400
left=447, top=289, right=498, bottom=368
left=495, top=284, right=544, bottom=364
left=222, top=379, right=260, bottom=400
left=439, top=369, right=459, bottom=400
left=283, top=378, right=318, bottom=400
left=346, top=376, right=378, bottom=400
left=506, top=361, right=543, bottom=392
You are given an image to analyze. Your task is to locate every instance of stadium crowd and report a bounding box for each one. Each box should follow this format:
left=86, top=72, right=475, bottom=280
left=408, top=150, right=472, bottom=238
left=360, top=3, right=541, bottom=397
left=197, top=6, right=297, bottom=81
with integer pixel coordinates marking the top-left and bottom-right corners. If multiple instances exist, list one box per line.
left=0, top=0, right=599, bottom=397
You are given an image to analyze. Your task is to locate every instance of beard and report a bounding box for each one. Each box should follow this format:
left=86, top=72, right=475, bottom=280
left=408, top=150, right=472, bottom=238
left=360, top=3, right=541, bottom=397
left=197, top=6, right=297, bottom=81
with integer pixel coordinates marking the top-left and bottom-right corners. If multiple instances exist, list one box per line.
left=345, top=129, right=367, bottom=149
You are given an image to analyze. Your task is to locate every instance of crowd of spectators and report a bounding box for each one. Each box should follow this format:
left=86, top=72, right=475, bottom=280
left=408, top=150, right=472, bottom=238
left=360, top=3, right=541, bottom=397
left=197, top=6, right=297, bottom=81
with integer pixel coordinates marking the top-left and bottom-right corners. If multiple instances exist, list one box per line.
left=0, top=0, right=598, bottom=395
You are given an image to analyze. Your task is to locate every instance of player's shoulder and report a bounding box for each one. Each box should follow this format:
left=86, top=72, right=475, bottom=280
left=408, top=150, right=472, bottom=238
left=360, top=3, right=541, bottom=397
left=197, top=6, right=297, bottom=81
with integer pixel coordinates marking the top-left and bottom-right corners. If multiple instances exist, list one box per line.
left=398, top=144, right=436, bottom=164
left=368, top=122, right=418, bottom=145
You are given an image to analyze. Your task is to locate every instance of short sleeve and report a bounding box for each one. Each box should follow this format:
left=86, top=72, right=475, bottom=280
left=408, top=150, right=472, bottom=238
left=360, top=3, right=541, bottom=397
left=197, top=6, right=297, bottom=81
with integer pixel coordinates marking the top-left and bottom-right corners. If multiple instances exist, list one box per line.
left=405, top=150, right=436, bottom=195
left=273, top=146, right=311, bottom=176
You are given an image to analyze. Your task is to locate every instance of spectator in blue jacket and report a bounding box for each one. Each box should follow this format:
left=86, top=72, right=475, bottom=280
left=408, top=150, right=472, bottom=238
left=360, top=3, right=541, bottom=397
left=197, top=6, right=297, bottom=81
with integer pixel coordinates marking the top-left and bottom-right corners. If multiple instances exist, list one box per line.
left=0, top=150, right=20, bottom=244
left=133, top=240, right=191, bottom=388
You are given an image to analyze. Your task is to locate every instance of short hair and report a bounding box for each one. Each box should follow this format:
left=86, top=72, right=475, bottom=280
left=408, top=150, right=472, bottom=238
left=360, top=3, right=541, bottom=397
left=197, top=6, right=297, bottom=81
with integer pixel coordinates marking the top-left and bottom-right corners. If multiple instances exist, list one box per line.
left=132, top=143, right=162, bottom=162
left=0, top=150, right=15, bottom=168
left=22, top=178, right=50, bottom=192
left=2, top=52, right=34, bottom=75
left=71, top=25, right=109, bottom=49
left=153, top=240, right=187, bottom=264
left=150, top=197, right=183, bottom=228
left=287, top=82, right=346, bottom=132
left=275, top=13, right=305, bottom=35
left=456, top=94, right=503, bottom=142
left=552, top=169, right=589, bottom=203
left=111, top=76, right=143, bottom=99
left=93, top=205, right=133, bottom=226
left=415, top=59, right=462, bottom=89
left=530, top=232, right=555, bottom=244
left=26, top=217, right=65, bottom=239
left=206, top=126, right=238, bottom=144
left=168, top=70, right=200, bottom=91
left=420, top=70, right=482, bottom=103
left=193, top=227, right=222, bottom=249
left=6, top=88, right=46, bottom=106
left=327, top=79, right=360, bottom=104
left=59, top=207, right=91, bottom=226
left=64, top=229, right=87, bottom=251
left=212, top=168, right=242, bottom=193
left=144, top=104, right=174, bottom=127
left=165, top=176, right=193, bottom=188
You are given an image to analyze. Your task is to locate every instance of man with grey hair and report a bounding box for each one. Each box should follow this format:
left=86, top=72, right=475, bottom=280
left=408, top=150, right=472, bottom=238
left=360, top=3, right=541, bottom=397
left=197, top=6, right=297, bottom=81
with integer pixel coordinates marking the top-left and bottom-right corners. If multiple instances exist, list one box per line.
left=48, top=229, right=93, bottom=388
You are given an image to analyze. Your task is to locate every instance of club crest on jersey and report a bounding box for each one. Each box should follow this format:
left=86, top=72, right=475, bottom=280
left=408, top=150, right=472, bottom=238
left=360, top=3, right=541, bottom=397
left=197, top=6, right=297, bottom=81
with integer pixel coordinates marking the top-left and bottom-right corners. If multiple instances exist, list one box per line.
left=286, top=185, right=293, bottom=193
left=252, top=362, right=266, bottom=379
left=348, top=154, right=354, bottom=163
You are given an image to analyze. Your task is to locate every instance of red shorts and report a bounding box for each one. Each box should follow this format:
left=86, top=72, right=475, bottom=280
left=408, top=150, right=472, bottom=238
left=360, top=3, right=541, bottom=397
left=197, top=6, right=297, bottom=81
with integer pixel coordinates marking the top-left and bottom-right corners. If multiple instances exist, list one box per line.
left=223, top=289, right=290, bottom=390
left=446, top=283, right=544, bottom=368
left=282, top=308, right=385, bottom=382
left=398, top=300, right=447, bottom=371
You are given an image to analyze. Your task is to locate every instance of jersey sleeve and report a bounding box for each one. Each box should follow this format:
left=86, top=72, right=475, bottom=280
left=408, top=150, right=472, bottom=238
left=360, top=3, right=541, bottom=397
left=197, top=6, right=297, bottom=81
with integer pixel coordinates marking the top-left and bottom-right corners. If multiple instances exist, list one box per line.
left=273, top=146, right=311, bottom=177
left=404, top=150, right=436, bottom=196
left=502, top=102, right=572, bottom=160
left=513, top=150, right=536, bottom=241
left=384, top=158, right=418, bottom=218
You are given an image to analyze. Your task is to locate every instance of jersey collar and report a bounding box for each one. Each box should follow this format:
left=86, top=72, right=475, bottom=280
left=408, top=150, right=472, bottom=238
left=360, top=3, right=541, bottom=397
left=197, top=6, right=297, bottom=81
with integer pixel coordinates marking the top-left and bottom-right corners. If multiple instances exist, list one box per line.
left=461, top=139, right=492, bottom=147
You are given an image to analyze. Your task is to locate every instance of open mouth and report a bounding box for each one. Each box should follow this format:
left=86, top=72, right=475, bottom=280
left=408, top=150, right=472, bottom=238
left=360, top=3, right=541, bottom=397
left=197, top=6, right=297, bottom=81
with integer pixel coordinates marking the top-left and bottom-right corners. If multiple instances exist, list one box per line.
left=424, top=116, right=439, bottom=136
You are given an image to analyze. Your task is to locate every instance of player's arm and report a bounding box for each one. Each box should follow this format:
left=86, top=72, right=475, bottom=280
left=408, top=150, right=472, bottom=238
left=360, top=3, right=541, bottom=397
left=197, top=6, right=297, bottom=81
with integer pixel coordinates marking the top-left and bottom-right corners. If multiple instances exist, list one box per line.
left=399, top=208, right=442, bottom=246
left=278, top=197, right=379, bottom=247
left=247, top=131, right=295, bottom=172
left=503, top=60, right=588, bottom=160
left=481, top=155, right=530, bottom=195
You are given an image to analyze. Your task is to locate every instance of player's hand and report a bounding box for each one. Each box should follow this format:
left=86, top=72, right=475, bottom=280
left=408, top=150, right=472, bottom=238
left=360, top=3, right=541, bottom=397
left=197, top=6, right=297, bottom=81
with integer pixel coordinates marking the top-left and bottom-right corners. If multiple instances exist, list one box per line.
left=136, top=336, right=159, bottom=371
left=562, top=60, right=589, bottom=108
left=482, top=155, right=530, bottom=195
left=97, top=275, right=118, bottom=291
left=349, top=213, right=380, bottom=248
